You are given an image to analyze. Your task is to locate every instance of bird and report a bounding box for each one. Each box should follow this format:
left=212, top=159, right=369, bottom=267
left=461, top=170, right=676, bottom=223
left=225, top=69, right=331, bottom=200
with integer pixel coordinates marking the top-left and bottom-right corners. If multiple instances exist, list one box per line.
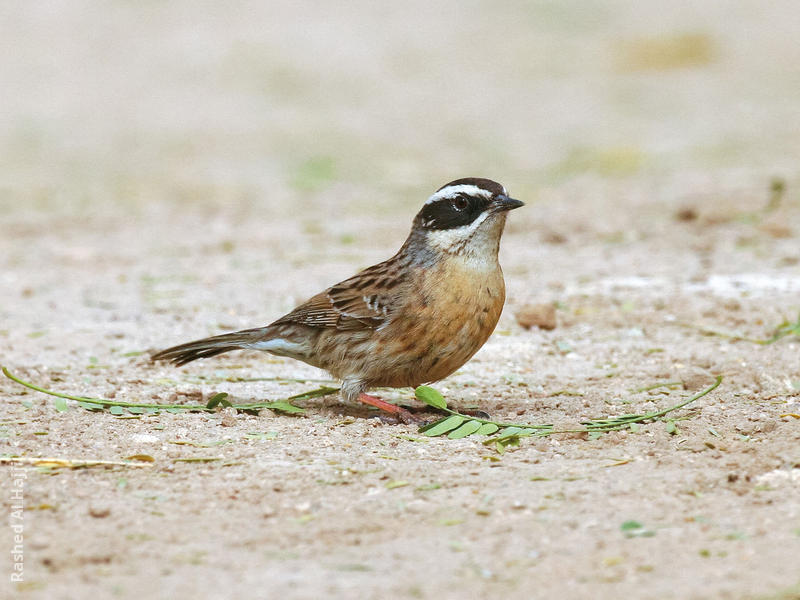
left=152, top=178, right=524, bottom=422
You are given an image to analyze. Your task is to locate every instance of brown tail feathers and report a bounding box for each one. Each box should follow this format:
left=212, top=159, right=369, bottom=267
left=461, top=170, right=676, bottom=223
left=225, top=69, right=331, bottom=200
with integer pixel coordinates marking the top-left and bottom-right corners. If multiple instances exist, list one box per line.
left=151, top=329, right=265, bottom=367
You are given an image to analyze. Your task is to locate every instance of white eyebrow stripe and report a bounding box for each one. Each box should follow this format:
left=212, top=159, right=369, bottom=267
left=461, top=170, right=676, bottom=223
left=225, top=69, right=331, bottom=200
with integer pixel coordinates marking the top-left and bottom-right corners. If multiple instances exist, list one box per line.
left=425, top=184, right=493, bottom=205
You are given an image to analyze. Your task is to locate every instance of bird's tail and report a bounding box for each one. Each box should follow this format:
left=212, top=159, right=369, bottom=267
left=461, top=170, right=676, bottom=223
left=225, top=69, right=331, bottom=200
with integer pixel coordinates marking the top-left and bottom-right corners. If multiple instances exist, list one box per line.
left=151, top=328, right=267, bottom=367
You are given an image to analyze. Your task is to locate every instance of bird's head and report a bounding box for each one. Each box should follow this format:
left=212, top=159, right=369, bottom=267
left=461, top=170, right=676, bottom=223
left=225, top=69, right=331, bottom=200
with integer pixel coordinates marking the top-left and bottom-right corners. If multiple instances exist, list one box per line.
left=408, top=178, right=523, bottom=261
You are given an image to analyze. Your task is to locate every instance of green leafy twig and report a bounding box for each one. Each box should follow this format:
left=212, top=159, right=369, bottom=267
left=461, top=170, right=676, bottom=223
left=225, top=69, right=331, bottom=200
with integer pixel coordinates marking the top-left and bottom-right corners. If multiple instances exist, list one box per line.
left=2, top=366, right=336, bottom=415
left=758, top=314, right=800, bottom=344
left=3, top=365, right=722, bottom=448
left=680, top=313, right=800, bottom=345
left=415, top=376, right=723, bottom=452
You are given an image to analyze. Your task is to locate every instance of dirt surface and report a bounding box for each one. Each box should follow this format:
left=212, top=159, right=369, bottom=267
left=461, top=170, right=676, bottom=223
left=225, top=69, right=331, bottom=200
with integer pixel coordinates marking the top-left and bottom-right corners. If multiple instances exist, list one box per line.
left=2, top=3, right=800, bottom=599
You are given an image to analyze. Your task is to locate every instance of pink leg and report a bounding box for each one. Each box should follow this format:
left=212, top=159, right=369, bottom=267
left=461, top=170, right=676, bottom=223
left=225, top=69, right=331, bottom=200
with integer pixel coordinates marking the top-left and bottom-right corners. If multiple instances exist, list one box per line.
left=358, top=393, right=421, bottom=424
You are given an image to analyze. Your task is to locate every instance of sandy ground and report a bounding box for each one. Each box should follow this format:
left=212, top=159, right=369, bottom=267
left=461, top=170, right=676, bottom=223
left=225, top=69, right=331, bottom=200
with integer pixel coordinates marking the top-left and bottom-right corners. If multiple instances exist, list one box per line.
left=2, top=2, right=800, bottom=599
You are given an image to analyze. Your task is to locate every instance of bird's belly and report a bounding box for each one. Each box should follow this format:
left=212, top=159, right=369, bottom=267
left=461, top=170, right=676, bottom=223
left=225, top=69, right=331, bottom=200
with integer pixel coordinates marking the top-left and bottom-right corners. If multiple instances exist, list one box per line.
left=368, top=266, right=505, bottom=387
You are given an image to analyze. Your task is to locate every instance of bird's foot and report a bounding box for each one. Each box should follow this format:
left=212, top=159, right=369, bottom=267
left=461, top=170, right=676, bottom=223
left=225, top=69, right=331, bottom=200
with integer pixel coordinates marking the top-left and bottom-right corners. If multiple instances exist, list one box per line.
left=358, top=393, right=424, bottom=425
left=357, top=393, right=490, bottom=424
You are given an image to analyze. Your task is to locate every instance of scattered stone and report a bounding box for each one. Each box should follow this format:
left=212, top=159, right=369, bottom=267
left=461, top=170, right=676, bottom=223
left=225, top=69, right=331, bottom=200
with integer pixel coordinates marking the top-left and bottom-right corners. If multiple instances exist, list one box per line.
left=516, top=303, right=557, bottom=330
left=675, top=207, right=698, bottom=221
left=541, top=230, right=567, bottom=244
left=220, top=407, right=237, bottom=427
left=759, top=222, right=792, bottom=238
left=681, top=369, right=713, bottom=391
left=89, top=506, right=111, bottom=519
left=722, top=299, right=741, bottom=311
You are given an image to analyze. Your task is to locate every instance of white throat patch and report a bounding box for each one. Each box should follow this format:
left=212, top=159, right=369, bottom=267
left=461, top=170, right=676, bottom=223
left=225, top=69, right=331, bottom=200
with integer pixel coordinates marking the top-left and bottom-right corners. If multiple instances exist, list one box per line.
left=425, top=210, right=504, bottom=268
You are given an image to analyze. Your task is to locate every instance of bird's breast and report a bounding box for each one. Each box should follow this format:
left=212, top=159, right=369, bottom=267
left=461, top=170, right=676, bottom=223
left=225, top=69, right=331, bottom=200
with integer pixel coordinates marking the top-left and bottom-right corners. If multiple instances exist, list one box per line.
left=370, top=258, right=506, bottom=387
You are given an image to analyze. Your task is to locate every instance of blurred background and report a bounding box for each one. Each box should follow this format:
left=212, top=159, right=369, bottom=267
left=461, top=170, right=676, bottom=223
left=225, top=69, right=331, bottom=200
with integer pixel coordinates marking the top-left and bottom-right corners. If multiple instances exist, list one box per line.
left=1, top=1, right=799, bottom=346
left=3, top=1, right=798, bottom=213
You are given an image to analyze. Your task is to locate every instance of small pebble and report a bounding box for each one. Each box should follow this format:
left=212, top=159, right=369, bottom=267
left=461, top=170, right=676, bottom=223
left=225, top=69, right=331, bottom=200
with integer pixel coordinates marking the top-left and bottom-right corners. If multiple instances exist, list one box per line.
left=681, top=370, right=713, bottom=391
left=89, top=506, right=111, bottom=519
left=220, top=407, right=237, bottom=427
left=516, top=303, right=557, bottom=330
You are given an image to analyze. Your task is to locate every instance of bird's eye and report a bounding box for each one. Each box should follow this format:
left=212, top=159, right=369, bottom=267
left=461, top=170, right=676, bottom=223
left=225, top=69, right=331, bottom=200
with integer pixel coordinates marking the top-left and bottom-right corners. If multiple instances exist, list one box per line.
left=450, top=197, right=468, bottom=211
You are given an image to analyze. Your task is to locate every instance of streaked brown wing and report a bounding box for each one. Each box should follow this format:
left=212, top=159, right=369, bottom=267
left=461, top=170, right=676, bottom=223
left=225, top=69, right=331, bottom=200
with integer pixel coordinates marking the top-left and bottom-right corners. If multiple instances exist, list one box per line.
left=271, top=260, right=408, bottom=331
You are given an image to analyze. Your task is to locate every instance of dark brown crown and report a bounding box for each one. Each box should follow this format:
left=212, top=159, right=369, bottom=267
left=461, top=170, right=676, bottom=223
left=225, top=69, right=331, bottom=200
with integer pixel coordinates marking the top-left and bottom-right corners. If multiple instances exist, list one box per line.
left=435, top=178, right=505, bottom=196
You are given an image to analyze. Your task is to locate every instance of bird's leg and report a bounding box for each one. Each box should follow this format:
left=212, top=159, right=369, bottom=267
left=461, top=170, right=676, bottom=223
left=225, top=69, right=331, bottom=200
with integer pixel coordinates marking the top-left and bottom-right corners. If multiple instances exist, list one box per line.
left=358, top=393, right=422, bottom=425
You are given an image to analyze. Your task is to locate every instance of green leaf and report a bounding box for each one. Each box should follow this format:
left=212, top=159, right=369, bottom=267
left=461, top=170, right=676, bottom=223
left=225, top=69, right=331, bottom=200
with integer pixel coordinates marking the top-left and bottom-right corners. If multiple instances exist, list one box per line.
left=54, top=397, right=68, bottom=412
left=448, top=420, right=482, bottom=439
left=620, top=520, right=643, bottom=531
left=109, top=406, right=125, bottom=416
left=620, top=520, right=656, bottom=538
left=664, top=420, right=678, bottom=435
left=415, top=386, right=447, bottom=410
left=79, top=401, right=104, bottom=411
left=206, top=392, right=232, bottom=410
left=245, top=431, right=279, bottom=440
left=494, top=426, right=526, bottom=441
left=126, top=454, right=155, bottom=463
left=415, top=483, right=441, bottom=491
left=420, top=415, right=464, bottom=437
left=385, top=480, right=409, bottom=489
left=475, top=423, right=499, bottom=436
left=263, top=401, right=305, bottom=414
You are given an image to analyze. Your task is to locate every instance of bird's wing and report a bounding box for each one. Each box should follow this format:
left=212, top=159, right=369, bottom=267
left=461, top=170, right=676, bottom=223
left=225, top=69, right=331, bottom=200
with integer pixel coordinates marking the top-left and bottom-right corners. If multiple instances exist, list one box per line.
left=271, top=260, right=408, bottom=331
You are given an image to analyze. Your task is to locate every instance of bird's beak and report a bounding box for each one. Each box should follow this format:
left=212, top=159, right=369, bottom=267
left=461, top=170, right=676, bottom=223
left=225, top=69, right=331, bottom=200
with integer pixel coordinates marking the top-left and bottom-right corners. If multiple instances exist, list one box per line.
left=493, top=195, right=525, bottom=212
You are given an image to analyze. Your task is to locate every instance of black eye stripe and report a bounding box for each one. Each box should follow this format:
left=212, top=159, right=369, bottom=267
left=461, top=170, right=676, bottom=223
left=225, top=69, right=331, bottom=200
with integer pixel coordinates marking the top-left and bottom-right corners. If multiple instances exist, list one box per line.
left=417, top=195, right=490, bottom=230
